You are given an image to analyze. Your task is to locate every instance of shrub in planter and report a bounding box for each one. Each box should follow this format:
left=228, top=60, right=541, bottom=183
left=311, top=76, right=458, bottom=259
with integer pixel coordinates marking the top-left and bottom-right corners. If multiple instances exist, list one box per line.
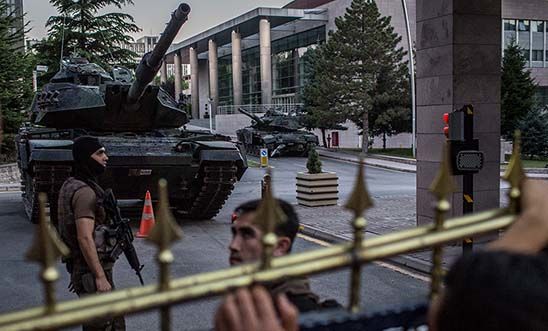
left=297, top=147, right=338, bottom=207
left=306, top=148, right=322, bottom=174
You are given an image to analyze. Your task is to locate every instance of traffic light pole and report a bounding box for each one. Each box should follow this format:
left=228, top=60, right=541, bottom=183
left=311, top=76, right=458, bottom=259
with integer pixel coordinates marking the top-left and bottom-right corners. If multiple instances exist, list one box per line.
left=461, top=107, right=474, bottom=254
left=446, top=105, right=481, bottom=254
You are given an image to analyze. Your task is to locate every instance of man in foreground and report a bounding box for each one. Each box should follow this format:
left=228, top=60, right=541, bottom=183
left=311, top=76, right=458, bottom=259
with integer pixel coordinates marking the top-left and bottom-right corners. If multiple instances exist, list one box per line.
left=215, top=180, right=548, bottom=331
left=225, top=199, right=339, bottom=313
left=58, top=136, right=125, bottom=331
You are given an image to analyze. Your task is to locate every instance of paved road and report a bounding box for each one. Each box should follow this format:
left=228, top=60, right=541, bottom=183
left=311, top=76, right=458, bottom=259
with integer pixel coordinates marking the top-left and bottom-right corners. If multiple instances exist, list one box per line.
left=0, top=157, right=428, bottom=330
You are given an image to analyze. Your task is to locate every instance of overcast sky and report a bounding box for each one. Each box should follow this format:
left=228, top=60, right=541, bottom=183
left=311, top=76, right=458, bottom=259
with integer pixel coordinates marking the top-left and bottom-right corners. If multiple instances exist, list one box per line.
left=24, top=0, right=292, bottom=42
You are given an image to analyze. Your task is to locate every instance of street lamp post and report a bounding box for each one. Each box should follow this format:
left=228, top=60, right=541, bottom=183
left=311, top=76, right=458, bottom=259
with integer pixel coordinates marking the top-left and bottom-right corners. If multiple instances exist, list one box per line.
left=401, top=0, right=416, bottom=158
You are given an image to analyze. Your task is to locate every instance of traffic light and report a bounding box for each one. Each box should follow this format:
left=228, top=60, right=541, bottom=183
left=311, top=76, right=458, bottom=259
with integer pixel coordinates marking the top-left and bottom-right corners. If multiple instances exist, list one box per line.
left=444, top=105, right=484, bottom=175
left=443, top=112, right=449, bottom=138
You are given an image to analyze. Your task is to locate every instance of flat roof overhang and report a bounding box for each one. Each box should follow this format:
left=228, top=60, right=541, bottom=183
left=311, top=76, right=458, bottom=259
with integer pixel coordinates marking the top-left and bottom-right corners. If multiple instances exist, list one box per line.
left=165, top=7, right=327, bottom=63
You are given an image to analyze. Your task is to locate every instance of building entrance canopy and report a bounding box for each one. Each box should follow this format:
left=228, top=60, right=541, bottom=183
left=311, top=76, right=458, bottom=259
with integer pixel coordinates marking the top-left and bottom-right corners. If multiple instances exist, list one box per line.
left=165, top=7, right=327, bottom=63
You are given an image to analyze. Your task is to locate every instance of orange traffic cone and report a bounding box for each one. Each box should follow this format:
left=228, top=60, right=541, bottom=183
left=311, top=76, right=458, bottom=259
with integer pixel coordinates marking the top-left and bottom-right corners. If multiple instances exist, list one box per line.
left=136, top=190, right=155, bottom=238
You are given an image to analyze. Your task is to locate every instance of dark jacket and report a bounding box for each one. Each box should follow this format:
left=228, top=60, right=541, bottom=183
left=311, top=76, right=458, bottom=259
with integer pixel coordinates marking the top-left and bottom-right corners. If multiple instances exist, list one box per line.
left=269, top=277, right=341, bottom=313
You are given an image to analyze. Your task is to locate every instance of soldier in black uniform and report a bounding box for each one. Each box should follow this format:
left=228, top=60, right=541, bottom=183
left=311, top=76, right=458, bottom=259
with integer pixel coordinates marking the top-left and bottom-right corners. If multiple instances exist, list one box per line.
left=58, top=136, right=125, bottom=331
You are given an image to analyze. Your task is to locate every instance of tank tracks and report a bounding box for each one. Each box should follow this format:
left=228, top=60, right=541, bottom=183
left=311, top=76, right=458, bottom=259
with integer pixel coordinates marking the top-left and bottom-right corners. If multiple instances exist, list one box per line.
left=21, top=163, right=72, bottom=225
left=175, top=161, right=238, bottom=220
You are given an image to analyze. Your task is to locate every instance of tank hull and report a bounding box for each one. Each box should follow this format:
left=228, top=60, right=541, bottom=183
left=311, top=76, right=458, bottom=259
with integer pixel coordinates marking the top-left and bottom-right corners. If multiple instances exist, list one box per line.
left=236, top=127, right=318, bottom=157
left=15, top=127, right=247, bottom=224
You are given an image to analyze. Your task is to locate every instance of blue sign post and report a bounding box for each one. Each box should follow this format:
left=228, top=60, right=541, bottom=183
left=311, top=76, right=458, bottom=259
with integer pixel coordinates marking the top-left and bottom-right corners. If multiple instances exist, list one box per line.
left=260, top=148, right=268, bottom=167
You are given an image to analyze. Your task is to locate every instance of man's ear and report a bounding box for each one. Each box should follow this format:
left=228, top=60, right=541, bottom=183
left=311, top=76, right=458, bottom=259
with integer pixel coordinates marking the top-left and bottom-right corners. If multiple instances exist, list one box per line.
left=273, top=236, right=291, bottom=257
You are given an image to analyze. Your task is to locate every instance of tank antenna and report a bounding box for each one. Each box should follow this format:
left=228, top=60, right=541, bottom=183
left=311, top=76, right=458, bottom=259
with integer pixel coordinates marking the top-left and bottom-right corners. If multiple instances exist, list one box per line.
left=99, top=29, right=115, bottom=64
left=59, top=14, right=67, bottom=67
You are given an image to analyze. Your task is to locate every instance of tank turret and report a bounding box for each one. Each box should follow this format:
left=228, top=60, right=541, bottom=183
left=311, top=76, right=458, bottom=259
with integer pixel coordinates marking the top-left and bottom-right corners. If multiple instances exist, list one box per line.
left=237, top=107, right=265, bottom=126
left=30, top=3, right=192, bottom=132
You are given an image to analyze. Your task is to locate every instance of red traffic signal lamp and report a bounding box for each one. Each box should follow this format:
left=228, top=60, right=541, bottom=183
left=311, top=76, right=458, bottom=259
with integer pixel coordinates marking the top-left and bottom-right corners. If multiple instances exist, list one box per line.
left=443, top=112, right=449, bottom=138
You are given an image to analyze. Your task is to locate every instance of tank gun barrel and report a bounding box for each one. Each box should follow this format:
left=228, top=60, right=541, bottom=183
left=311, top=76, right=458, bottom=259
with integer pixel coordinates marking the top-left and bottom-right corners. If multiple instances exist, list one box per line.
left=237, top=107, right=264, bottom=125
left=127, top=3, right=191, bottom=105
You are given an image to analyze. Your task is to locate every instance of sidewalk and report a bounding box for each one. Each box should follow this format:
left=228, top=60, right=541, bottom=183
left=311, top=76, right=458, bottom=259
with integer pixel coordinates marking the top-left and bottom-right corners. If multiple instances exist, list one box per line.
left=298, top=147, right=522, bottom=274
left=296, top=200, right=468, bottom=275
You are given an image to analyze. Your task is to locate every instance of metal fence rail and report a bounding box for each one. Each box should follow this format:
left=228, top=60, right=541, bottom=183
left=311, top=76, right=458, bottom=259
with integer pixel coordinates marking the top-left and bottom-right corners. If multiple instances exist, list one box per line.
left=0, top=135, right=525, bottom=331
left=217, top=103, right=304, bottom=115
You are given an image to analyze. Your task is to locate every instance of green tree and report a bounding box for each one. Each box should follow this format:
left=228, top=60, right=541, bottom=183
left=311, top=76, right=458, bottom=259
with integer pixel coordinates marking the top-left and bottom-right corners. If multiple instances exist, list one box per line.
left=369, top=57, right=411, bottom=149
left=313, top=0, right=410, bottom=153
left=518, top=107, right=548, bottom=159
left=301, top=45, right=347, bottom=147
left=34, top=0, right=140, bottom=81
left=0, top=0, right=34, bottom=161
left=306, top=147, right=322, bottom=174
left=501, top=42, right=537, bottom=139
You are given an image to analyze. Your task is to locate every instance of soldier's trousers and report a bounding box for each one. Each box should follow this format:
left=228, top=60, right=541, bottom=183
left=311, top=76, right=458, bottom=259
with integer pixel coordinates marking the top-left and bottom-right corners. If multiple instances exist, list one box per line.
left=71, top=267, right=126, bottom=331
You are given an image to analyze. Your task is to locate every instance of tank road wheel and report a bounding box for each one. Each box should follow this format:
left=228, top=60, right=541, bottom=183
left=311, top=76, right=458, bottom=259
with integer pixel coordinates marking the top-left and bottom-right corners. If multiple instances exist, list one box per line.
left=22, top=173, right=39, bottom=224
left=22, top=163, right=72, bottom=225
left=174, top=161, right=238, bottom=221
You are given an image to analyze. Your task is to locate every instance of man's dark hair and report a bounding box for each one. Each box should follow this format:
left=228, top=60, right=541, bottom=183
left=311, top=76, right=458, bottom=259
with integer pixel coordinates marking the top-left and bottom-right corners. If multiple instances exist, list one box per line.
left=233, top=199, right=299, bottom=250
left=437, top=251, right=548, bottom=331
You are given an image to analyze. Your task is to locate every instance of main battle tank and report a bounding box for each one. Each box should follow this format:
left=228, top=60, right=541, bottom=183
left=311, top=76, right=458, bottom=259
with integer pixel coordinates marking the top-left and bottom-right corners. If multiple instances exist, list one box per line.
left=15, top=3, right=247, bottom=224
left=236, top=107, right=318, bottom=157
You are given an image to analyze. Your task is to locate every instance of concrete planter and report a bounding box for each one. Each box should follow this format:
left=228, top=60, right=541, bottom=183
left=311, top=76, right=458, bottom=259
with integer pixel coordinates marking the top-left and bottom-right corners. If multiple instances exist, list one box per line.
left=296, top=172, right=338, bottom=207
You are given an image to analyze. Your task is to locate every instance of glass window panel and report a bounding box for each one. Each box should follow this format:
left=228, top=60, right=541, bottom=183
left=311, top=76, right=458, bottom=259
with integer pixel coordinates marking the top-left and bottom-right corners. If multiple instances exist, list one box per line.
left=531, top=21, right=544, bottom=67
left=503, top=19, right=516, bottom=48
left=518, top=20, right=531, bottom=64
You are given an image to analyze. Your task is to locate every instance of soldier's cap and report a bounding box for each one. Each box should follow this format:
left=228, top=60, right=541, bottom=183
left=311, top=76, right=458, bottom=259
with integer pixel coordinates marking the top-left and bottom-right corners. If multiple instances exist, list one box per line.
left=72, top=136, right=104, bottom=163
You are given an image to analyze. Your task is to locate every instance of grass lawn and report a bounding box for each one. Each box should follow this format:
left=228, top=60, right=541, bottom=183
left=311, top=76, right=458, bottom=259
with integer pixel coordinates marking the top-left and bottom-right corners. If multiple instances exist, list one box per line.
left=521, top=159, right=548, bottom=168
left=504, top=154, right=548, bottom=168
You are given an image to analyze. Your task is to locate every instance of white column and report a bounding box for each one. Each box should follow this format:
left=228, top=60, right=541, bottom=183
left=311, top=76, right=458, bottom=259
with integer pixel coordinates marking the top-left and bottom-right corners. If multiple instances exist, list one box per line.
left=160, top=59, right=167, bottom=85
left=174, top=51, right=182, bottom=102
left=190, top=46, right=200, bottom=119
left=259, top=18, right=272, bottom=105
left=231, top=30, right=243, bottom=106
left=208, top=39, right=218, bottom=116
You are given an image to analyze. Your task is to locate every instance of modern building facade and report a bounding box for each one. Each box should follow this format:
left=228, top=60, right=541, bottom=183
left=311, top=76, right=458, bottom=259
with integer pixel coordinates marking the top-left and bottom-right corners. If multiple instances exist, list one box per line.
left=503, top=0, right=548, bottom=104
left=4, top=0, right=24, bottom=50
left=163, top=0, right=548, bottom=120
left=121, top=35, right=159, bottom=63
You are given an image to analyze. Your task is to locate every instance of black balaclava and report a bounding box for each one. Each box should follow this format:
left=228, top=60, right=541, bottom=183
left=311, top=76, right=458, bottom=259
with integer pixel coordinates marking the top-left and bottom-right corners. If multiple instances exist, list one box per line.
left=72, top=136, right=106, bottom=182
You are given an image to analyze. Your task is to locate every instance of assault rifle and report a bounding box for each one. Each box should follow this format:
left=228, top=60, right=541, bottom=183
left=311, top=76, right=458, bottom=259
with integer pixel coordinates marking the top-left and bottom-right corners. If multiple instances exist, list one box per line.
left=103, top=189, right=145, bottom=285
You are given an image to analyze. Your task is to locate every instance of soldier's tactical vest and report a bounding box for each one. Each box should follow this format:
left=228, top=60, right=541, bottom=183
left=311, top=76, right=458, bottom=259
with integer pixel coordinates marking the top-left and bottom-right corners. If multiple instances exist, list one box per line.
left=57, top=177, right=115, bottom=265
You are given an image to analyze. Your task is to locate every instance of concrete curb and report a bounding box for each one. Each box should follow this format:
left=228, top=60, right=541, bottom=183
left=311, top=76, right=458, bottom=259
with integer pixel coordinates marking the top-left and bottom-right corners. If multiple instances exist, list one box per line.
left=0, top=184, right=21, bottom=192
left=299, top=223, right=434, bottom=275
left=317, top=151, right=416, bottom=173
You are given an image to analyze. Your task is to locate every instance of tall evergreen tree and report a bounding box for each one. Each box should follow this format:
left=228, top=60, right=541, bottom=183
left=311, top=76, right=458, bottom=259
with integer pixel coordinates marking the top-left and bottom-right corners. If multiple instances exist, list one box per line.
left=370, top=60, right=411, bottom=149
left=313, top=0, right=410, bottom=153
left=501, top=42, right=537, bottom=139
left=0, top=0, right=34, bottom=160
left=34, top=0, right=140, bottom=81
left=518, top=107, right=548, bottom=159
left=301, top=45, right=347, bottom=147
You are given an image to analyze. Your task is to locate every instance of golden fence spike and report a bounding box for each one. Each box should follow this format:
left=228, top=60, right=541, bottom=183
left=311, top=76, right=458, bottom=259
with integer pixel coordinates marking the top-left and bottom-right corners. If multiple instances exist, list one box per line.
left=147, top=179, right=182, bottom=331
left=25, top=193, right=69, bottom=314
left=147, top=179, right=183, bottom=250
left=254, top=169, right=286, bottom=269
left=503, top=130, right=526, bottom=214
left=343, top=158, right=373, bottom=313
left=344, top=157, right=373, bottom=217
left=429, top=142, right=456, bottom=199
left=428, top=142, right=454, bottom=300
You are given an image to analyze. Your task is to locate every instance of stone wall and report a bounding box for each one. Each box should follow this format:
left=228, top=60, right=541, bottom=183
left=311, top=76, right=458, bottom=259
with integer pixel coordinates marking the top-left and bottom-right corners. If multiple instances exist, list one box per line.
left=0, top=163, right=20, bottom=184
